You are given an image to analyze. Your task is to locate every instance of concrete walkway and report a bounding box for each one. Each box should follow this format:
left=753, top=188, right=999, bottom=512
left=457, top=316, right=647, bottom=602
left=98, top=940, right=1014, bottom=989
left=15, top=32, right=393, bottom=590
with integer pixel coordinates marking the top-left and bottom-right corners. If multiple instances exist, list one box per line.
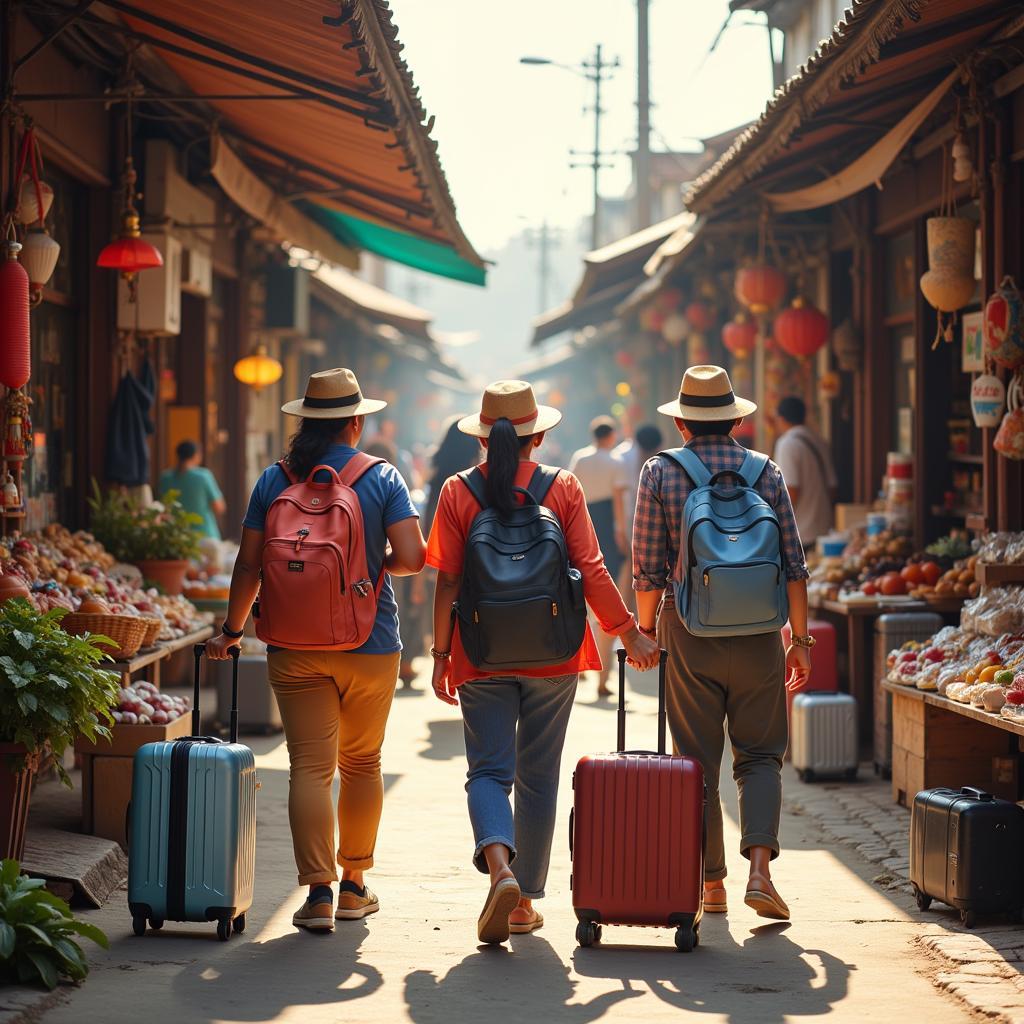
left=30, top=665, right=971, bottom=1024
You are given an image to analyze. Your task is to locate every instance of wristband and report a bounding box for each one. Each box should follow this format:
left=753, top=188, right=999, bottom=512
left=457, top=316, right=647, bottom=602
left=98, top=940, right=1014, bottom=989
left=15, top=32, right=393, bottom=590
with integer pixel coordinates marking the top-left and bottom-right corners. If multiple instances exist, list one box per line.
left=791, top=634, right=816, bottom=649
left=430, top=646, right=451, bottom=660
left=221, top=623, right=244, bottom=639
left=638, top=624, right=658, bottom=639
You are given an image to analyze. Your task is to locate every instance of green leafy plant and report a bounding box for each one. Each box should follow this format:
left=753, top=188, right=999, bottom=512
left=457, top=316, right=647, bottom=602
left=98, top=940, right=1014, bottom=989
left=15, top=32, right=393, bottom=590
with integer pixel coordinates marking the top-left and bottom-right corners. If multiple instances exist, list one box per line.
left=0, top=859, right=108, bottom=989
left=0, top=600, right=119, bottom=784
left=88, top=481, right=201, bottom=562
left=925, top=530, right=973, bottom=562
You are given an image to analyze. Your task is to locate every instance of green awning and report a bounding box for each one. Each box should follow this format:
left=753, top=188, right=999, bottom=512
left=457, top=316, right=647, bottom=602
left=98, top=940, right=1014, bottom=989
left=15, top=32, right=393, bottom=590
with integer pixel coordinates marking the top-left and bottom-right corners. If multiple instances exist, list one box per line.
left=304, top=204, right=487, bottom=287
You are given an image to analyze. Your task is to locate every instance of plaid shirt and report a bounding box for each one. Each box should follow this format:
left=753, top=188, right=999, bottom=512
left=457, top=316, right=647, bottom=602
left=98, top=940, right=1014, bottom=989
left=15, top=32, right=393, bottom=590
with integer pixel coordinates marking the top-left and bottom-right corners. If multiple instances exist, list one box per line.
left=632, top=435, right=809, bottom=592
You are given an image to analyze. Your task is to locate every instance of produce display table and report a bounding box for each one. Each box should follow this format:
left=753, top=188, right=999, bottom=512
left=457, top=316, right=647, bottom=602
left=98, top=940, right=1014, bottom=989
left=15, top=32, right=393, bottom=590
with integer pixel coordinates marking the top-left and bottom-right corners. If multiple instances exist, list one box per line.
left=107, top=625, right=213, bottom=690
left=883, top=680, right=1020, bottom=808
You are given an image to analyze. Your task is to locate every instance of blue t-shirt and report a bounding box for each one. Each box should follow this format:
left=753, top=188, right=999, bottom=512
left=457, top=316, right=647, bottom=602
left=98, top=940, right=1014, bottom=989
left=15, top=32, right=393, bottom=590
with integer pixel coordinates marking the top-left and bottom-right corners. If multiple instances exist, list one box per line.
left=242, top=445, right=418, bottom=654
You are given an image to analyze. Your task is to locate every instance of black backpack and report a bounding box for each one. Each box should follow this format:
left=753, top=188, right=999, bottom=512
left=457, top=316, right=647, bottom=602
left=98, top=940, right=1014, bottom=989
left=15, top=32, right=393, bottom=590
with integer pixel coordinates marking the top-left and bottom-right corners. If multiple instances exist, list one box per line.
left=455, top=465, right=587, bottom=671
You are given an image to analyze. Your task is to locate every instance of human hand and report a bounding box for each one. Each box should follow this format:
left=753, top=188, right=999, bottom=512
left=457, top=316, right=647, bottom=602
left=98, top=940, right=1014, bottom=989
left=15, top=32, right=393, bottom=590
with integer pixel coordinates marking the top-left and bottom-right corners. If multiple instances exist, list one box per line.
left=431, top=657, right=458, bottom=706
left=206, top=632, right=241, bottom=660
left=785, top=644, right=811, bottom=692
left=614, top=527, right=627, bottom=555
left=621, top=628, right=660, bottom=672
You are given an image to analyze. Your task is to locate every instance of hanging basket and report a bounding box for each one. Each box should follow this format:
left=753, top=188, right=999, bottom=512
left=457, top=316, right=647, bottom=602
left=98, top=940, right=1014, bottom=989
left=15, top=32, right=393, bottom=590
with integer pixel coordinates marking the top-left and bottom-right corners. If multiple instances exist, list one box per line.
left=994, top=372, right=1024, bottom=461
left=920, top=216, right=976, bottom=313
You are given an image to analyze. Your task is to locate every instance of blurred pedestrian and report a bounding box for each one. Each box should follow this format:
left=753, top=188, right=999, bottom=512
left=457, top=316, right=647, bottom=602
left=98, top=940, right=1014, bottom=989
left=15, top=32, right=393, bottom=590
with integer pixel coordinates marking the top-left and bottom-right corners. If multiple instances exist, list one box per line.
left=614, top=423, right=664, bottom=611
left=569, top=416, right=629, bottom=697
left=426, top=380, right=658, bottom=945
left=772, top=396, right=838, bottom=549
left=158, top=440, right=226, bottom=540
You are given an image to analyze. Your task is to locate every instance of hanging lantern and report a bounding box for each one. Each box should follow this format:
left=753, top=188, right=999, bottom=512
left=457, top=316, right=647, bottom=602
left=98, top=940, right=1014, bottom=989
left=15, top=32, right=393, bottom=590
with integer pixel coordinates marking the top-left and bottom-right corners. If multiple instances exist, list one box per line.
left=655, top=286, right=684, bottom=312
left=774, top=296, right=829, bottom=358
left=684, top=301, right=715, bottom=334
left=661, top=311, right=689, bottom=346
left=819, top=371, right=842, bottom=401
left=687, top=334, right=711, bottom=366
left=952, top=133, right=973, bottom=184
left=722, top=314, right=757, bottom=359
left=20, top=228, right=60, bottom=303
left=734, top=265, right=787, bottom=315
left=615, top=381, right=631, bottom=397
left=0, top=242, right=31, bottom=390
left=638, top=303, right=666, bottom=333
left=16, top=175, right=53, bottom=226
left=832, top=318, right=862, bottom=373
left=233, top=345, right=283, bottom=390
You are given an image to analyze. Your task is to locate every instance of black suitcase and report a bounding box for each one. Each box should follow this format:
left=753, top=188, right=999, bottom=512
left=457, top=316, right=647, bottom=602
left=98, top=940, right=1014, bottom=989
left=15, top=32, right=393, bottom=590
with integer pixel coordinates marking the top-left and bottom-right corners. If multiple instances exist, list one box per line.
left=910, top=786, right=1024, bottom=928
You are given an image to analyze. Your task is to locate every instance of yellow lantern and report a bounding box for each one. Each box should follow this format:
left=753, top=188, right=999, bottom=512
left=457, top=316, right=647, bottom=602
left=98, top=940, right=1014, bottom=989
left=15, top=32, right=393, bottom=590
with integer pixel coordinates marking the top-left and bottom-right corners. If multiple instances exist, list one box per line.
left=233, top=344, right=283, bottom=390
left=615, top=381, right=631, bottom=397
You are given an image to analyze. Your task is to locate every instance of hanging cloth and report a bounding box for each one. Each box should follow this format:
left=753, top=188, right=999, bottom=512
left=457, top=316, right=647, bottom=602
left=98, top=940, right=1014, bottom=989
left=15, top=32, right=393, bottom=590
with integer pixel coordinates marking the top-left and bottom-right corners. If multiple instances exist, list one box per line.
left=104, top=369, right=153, bottom=486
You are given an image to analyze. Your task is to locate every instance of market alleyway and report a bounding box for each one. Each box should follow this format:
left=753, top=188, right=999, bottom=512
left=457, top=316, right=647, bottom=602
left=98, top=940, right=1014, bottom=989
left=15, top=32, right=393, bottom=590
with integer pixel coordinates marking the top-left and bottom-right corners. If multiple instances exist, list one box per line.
left=30, top=666, right=978, bottom=1024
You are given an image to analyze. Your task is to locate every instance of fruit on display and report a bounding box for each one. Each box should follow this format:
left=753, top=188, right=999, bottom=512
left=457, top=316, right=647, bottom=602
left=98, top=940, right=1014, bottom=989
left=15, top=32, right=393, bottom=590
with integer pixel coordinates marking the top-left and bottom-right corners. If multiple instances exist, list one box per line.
left=111, top=681, right=190, bottom=726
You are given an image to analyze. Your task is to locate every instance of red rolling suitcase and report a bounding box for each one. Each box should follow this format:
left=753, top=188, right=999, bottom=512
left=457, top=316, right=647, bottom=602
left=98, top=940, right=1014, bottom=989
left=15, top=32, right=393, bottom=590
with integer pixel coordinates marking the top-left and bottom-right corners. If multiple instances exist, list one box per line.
left=570, top=649, right=705, bottom=952
left=782, top=619, right=838, bottom=728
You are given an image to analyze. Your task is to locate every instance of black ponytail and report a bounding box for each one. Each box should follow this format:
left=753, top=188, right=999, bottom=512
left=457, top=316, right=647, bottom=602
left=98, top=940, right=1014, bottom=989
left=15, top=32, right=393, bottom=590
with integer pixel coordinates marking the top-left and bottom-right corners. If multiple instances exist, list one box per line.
left=285, top=417, right=352, bottom=480
left=485, top=418, right=536, bottom=515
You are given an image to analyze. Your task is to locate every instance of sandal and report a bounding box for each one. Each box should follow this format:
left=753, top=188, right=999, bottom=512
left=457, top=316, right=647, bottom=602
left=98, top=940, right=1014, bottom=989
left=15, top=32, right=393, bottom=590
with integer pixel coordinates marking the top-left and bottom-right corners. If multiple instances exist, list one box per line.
left=509, top=909, right=544, bottom=934
left=704, top=886, right=728, bottom=913
left=745, top=883, right=790, bottom=921
left=477, top=877, right=521, bottom=944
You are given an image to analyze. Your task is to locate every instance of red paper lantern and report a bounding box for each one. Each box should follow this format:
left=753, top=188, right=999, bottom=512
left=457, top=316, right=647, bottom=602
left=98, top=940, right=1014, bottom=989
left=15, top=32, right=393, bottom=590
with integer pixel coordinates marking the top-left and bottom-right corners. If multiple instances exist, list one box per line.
left=685, top=301, right=715, bottom=334
left=97, top=214, right=164, bottom=275
left=734, top=265, right=787, bottom=315
left=614, top=350, right=635, bottom=369
left=722, top=315, right=757, bottom=359
left=0, top=242, right=31, bottom=389
left=655, top=286, right=684, bottom=312
left=774, top=297, right=829, bottom=358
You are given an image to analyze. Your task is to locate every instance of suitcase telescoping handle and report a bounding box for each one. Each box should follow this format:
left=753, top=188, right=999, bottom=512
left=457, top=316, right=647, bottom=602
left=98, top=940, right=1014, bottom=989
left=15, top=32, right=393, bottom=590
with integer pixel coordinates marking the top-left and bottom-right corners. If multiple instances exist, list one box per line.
left=193, top=643, right=240, bottom=744
left=960, top=786, right=994, bottom=802
left=616, top=647, right=669, bottom=755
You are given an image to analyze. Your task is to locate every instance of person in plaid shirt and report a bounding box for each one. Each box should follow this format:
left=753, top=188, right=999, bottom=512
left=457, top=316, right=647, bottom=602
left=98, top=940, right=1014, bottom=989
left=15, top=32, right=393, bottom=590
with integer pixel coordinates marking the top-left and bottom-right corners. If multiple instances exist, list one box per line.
left=632, top=365, right=812, bottom=923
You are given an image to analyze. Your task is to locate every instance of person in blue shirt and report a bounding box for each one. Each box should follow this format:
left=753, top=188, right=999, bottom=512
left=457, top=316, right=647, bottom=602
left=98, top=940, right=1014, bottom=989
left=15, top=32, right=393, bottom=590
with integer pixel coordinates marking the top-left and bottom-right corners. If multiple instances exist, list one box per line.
left=207, top=368, right=426, bottom=933
left=158, top=440, right=226, bottom=540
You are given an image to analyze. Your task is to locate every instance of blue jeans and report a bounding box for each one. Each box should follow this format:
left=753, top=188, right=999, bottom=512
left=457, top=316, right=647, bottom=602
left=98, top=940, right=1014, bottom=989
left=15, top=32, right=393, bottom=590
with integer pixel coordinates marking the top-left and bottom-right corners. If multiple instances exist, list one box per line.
left=459, top=674, right=578, bottom=899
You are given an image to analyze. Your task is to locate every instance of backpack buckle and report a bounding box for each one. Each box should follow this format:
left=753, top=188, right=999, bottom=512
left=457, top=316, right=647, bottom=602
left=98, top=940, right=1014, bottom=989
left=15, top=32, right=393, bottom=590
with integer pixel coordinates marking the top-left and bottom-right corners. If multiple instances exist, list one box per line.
left=352, top=579, right=373, bottom=598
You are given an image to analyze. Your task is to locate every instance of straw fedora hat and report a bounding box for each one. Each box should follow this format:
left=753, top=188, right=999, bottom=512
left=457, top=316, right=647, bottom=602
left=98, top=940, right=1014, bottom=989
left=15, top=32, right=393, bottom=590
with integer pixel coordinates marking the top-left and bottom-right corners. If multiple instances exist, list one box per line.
left=458, top=380, right=562, bottom=438
left=281, top=368, right=387, bottom=419
left=657, top=364, right=757, bottom=421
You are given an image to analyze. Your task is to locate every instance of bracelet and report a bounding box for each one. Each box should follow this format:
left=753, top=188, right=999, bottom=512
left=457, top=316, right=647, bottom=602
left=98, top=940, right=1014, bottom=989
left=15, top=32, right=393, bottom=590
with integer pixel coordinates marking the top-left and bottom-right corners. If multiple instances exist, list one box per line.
left=221, top=623, right=244, bottom=639
left=638, top=624, right=658, bottom=639
left=430, top=646, right=451, bottom=660
left=791, top=634, right=816, bottom=649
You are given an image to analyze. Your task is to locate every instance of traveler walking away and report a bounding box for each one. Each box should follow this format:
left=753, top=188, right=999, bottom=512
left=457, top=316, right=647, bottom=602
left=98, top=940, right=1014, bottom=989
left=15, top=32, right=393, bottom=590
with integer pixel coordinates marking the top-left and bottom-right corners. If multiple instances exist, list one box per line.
left=426, top=380, right=659, bottom=945
left=207, top=368, right=427, bottom=933
left=614, top=423, right=664, bottom=613
left=632, top=365, right=812, bottom=921
left=158, top=440, right=227, bottom=540
left=773, top=395, right=838, bottom=548
left=569, top=416, right=630, bottom=697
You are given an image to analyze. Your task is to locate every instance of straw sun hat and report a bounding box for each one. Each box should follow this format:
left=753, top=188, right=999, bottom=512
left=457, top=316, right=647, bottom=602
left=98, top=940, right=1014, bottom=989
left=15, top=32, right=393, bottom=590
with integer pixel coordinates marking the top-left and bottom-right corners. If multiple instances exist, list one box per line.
left=657, top=364, right=757, bottom=421
left=281, top=367, right=387, bottom=419
left=458, top=380, right=562, bottom=439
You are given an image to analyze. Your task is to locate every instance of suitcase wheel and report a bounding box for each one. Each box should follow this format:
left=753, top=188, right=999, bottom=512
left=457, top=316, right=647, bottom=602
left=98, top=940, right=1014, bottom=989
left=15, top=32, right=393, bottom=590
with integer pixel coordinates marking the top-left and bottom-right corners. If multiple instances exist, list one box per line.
left=233, top=914, right=246, bottom=935
left=148, top=917, right=164, bottom=931
left=797, top=769, right=815, bottom=784
left=217, top=918, right=232, bottom=942
left=575, top=921, right=599, bottom=947
left=960, top=909, right=977, bottom=930
left=675, top=925, right=698, bottom=953
left=132, top=914, right=147, bottom=937
left=912, top=885, right=931, bottom=912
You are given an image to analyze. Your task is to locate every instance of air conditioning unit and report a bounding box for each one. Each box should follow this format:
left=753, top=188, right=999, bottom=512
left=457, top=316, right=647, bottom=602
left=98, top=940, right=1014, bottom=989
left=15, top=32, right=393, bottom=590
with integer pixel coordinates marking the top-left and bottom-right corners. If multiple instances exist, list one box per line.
left=182, top=247, right=212, bottom=297
left=264, top=263, right=310, bottom=336
left=116, top=232, right=182, bottom=335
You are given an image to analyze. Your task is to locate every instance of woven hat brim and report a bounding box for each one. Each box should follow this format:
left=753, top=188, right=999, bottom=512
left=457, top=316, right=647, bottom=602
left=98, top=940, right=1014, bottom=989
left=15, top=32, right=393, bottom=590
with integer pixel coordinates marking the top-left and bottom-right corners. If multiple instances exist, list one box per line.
left=457, top=404, right=562, bottom=438
left=281, top=397, right=388, bottom=419
left=657, top=396, right=757, bottom=421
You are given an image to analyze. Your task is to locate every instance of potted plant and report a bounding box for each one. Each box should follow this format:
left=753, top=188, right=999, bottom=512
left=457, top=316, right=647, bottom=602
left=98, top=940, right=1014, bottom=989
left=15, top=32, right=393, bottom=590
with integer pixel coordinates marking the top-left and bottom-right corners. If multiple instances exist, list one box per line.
left=88, top=482, right=201, bottom=595
left=0, top=600, right=119, bottom=860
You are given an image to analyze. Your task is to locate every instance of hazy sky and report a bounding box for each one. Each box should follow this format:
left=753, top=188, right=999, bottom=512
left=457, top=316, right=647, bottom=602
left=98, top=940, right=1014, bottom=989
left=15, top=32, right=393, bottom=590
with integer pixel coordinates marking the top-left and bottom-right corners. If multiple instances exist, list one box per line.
left=390, top=0, right=777, bottom=253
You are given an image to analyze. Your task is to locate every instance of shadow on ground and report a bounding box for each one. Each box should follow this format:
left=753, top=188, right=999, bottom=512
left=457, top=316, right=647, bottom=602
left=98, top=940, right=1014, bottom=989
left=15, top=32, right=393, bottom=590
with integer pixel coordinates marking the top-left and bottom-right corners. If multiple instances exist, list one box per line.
left=418, top=718, right=465, bottom=761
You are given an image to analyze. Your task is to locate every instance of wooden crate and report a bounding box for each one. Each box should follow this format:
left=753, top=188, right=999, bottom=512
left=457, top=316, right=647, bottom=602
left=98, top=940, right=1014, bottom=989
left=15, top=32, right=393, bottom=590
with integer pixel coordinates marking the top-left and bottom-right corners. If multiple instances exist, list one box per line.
left=975, top=562, right=1024, bottom=586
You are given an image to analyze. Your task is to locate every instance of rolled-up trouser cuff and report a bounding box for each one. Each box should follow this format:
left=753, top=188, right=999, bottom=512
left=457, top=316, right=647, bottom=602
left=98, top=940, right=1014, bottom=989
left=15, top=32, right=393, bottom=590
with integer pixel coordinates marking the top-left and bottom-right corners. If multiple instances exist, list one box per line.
left=740, top=833, right=780, bottom=860
left=705, top=867, right=728, bottom=882
left=338, top=852, right=374, bottom=871
left=520, top=887, right=545, bottom=900
left=472, top=835, right=516, bottom=874
left=298, top=870, right=338, bottom=885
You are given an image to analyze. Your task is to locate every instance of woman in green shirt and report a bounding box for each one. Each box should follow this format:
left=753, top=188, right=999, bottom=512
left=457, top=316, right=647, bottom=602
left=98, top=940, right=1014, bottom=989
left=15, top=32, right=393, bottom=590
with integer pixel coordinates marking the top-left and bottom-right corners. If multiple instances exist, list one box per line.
left=158, top=440, right=226, bottom=540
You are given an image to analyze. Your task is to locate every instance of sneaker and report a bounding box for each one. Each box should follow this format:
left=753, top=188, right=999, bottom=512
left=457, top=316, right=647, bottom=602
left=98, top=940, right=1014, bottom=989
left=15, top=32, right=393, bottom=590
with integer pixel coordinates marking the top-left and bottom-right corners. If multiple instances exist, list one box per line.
left=292, top=899, right=335, bottom=932
left=336, top=882, right=380, bottom=920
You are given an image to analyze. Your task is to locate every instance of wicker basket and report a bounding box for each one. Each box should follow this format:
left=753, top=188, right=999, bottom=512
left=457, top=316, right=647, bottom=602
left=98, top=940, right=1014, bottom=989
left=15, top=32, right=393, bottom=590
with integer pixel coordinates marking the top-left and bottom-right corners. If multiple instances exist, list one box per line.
left=139, top=618, right=163, bottom=649
left=61, top=613, right=147, bottom=660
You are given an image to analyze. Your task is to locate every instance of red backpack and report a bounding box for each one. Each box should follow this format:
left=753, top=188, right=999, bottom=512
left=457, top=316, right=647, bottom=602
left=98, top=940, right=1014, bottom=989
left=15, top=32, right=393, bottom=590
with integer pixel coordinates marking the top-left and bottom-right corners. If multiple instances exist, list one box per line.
left=255, top=453, right=385, bottom=650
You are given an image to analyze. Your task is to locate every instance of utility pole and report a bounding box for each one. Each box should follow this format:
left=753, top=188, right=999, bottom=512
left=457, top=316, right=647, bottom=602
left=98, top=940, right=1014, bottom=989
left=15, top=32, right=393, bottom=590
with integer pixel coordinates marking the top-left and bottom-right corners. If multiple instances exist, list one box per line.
left=635, top=0, right=652, bottom=231
left=525, top=220, right=558, bottom=313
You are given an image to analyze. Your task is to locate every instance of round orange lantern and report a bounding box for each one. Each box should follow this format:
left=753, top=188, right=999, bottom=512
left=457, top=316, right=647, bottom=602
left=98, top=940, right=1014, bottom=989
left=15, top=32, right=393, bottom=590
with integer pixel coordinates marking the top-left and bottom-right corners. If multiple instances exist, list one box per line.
left=684, top=301, right=715, bottom=334
left=233, top=345, right=283, bottom=390
left=774, top=296, right=829, bottom=358
left=722, top=314, right=757, bottom=359
left=734, top=265, right=787, bottom=315
left=0, top=241, right=31, bottom=390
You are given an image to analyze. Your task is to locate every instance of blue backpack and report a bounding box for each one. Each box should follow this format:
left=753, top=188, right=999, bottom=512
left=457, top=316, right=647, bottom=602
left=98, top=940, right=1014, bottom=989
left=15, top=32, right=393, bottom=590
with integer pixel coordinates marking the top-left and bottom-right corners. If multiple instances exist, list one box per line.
left=661, top=447, right=789, bottom=637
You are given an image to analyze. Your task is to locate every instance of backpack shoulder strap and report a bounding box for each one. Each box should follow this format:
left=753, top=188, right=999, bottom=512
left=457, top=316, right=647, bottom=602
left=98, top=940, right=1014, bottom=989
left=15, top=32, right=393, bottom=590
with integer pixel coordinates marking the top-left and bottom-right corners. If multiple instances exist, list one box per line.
left=659, top=447, right=712, bottom=487
left=737, top=450, right=770, bottom=488
left=457, top=467, right=488, bottom=510
left=526, top=465, right=560, bottom=505
left=337, top=452, right=386, bottom=488
left=276, top=459, right=298, bottom=485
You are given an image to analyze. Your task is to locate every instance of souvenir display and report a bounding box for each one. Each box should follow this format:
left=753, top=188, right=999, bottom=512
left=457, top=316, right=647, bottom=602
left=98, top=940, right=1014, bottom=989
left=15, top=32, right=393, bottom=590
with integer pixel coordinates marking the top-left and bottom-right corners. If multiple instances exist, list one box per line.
left=984, top=276, right=1024, bottom=370
left=970, top=373, right=1005, bottom=428
left=994, top=372, right=1024, bottom=460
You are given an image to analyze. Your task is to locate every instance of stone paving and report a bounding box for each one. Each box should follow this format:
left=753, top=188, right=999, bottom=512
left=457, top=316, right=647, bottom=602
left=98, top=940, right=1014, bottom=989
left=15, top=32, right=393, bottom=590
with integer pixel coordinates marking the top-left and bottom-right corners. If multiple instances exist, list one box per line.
left=786, top=770, right=1024, bottom=1022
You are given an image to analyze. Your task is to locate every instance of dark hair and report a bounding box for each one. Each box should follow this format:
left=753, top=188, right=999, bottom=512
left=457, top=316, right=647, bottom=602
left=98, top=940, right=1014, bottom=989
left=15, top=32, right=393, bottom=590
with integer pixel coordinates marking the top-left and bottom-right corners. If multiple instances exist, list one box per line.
left=485, top=418, right=535, bottom=516
left=681, top=418, right=738, bottom=437
left=591, top=415, right=616, bottom=441
left=364, top=438, right=398, bottom=464
left=776, top=395, right=806, bottom=425
left=175, top=440, right=198, bottom=463
left=425, top=421, right=479, bottom=528
left=635, top=424, right=663, bottom=455
left=285, top=416, right=352, bottom=480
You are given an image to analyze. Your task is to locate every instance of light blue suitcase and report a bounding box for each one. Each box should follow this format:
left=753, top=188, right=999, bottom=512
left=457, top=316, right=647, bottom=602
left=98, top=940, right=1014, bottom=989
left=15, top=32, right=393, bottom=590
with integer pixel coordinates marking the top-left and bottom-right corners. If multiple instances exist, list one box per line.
left=127, top=645, right=257, bottom=941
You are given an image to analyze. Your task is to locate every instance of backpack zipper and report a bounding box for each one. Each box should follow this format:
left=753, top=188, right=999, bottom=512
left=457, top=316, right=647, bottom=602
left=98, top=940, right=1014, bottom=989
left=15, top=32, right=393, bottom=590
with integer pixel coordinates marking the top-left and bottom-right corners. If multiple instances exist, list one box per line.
left=295, top=528, right=310, bottom=553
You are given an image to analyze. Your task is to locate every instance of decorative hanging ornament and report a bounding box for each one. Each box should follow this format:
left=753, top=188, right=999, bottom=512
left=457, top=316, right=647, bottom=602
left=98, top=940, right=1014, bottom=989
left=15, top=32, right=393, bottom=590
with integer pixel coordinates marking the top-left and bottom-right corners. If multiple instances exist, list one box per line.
left=684, top=301, right=715, bottom=334
left=3, top=389, right=32, bottom=460
left=722, top=314, right=757, bottom=359
left=2, top=473, right=20, bottom=510
left=773, top=296, right=829, bottom=358
left=233, top=344, right=283, bottom=390
left=920, top=217, right=976, bottom=313
left=984, top=276, right=1024, bottom=370
left=20, top=228, right=60, bottom=303
left=951, top=133, right=973, bottom=184
left=16, top=175, right=53, bottom=225
left=654, top=286, right=684, bottom=313
left=832, top=318, right=862, bottom=373
left=970, top=373, right=1005, bottom=428
left=734, top=265, right=786, bottom=316
left=819, top=371, right=842, bottom=400
left=994, top=372, right=1024, bottom=461
left=661, top=311, right=689, bottom=346
left=0, top=241, right=31, bottom=390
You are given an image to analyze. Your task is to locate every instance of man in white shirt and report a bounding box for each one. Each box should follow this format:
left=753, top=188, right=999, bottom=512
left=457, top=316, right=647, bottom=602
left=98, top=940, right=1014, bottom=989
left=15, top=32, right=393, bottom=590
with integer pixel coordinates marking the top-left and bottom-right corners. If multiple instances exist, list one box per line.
left=570, top=416, right=629, bottom=697
left=614, top=423, right=664, bottom=612
left=773, top=396, right=838, bottom=548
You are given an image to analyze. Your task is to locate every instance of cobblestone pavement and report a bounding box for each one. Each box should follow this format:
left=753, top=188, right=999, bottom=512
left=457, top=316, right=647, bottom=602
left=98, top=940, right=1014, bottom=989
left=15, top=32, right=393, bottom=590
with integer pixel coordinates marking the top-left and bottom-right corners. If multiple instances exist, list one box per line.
left=786, top=771, right=1024, bottom=1022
